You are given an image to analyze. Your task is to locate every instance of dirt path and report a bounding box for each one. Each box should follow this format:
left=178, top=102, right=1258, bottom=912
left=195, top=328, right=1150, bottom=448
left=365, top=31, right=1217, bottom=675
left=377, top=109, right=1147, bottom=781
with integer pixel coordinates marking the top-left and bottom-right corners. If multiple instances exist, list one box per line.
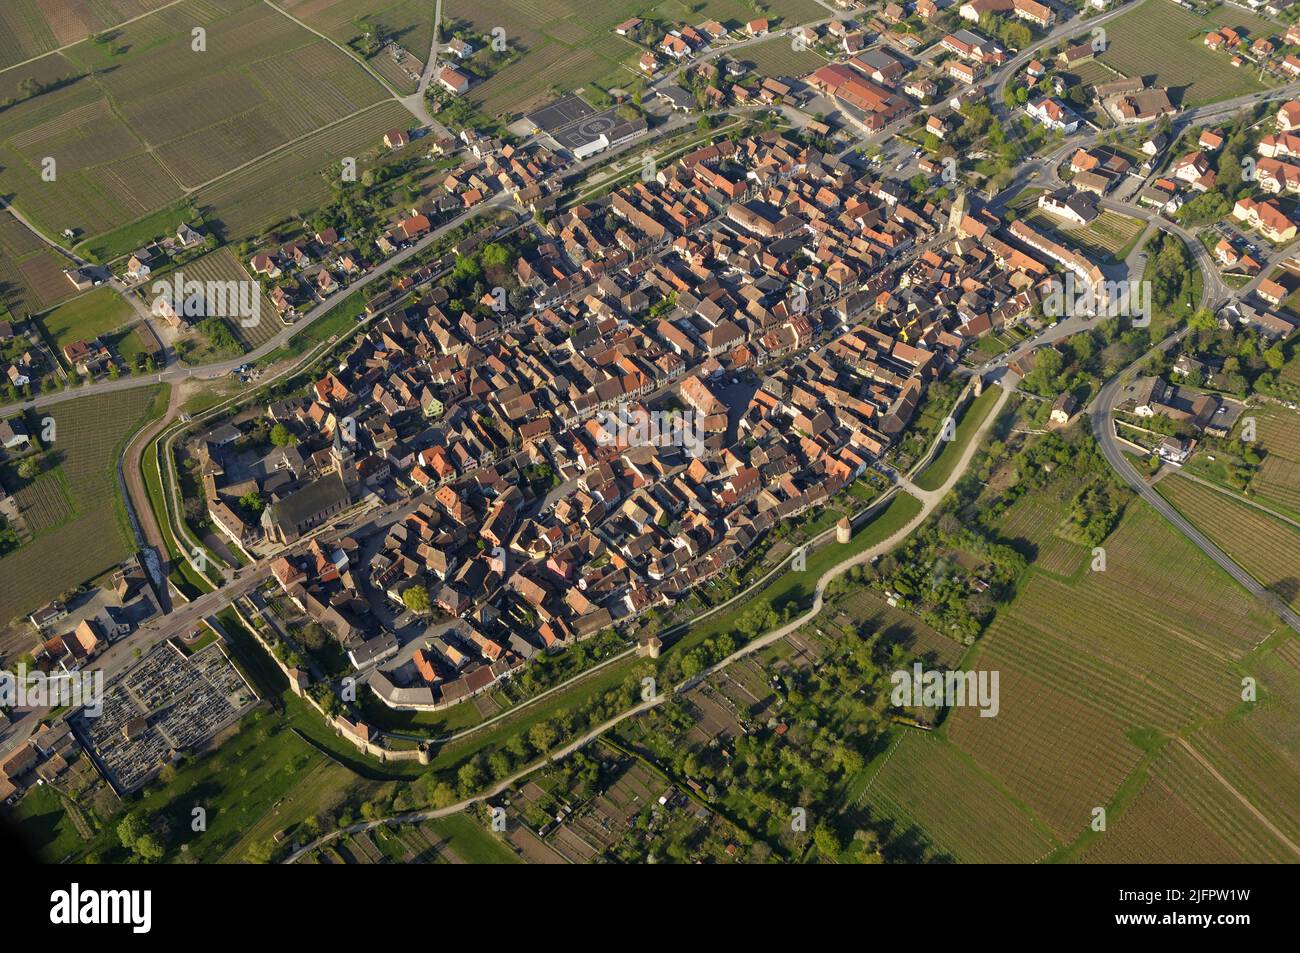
left=681, top=383, right=1011, bottom=688
left=1176, top=738, right=1300, bottom=859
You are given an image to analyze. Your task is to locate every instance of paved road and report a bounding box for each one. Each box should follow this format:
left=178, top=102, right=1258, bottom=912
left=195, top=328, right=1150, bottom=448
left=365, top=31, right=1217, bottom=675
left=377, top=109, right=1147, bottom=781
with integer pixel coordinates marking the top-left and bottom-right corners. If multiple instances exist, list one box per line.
left=1089, top=331, right=1300, bottom=634
left=0, top=197, right=508, bottom=418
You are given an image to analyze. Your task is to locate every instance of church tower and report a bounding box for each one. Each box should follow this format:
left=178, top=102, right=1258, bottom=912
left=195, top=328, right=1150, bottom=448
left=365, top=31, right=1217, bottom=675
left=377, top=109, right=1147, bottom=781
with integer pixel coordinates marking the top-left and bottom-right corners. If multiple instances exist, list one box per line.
left=332, top=425, right=359, bottom=498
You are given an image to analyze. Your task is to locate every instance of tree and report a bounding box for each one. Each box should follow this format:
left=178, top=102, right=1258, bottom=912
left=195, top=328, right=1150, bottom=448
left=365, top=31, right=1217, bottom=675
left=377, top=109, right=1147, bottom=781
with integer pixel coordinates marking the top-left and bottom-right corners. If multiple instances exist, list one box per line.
left=134, top=833, right=165, bottom=862
left=240, top=491, right=264, bottom=513
left=270, top=423, right=297, bottom=447
left=117, top=813, right=147, bottom=851
left=402, top=585, right=432, bottom=615
left=17, top=457, right=40, bottom=480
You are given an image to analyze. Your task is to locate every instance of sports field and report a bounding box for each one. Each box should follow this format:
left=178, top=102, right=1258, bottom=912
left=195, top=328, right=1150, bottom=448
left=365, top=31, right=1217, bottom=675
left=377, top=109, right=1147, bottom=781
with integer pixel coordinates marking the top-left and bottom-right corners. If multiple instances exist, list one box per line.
left=0, top=0, right=394, bottom=250
left=0, top=386, right=164, bottom=623
left=1098, top=1, right=1269, bottom=107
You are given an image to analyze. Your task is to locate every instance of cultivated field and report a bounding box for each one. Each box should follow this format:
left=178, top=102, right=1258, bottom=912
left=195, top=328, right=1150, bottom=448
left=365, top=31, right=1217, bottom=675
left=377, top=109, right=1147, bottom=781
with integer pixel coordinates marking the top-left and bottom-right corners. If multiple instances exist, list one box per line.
left=735, top=36, right=829, bottom=79
left=0, top=386, right=163, bottom=624
left=1097, top=1, right=1268, bottom=107
left=858, top=730, right=1059, bottom=863
left=281, top=0, right=435, bottom=94
left=170, top=246, right=281, bottom=351
left=995, top=474, right=1090, bottom=577
left=1249, top=406, right=1300, bottom=516
left=0, top=0, right=177, bottom=71
left=0, top=215, right=77, bottom=318
left=837, top=589, right=965, bottom=668
left=1158, top=474, right=1300, bottom=612
left=193, top=99, right=416, bottom=240
left=863, top=496, right=1287, bottom=856
left=447, top=0, right=828, bottom=118
left=0, top=0, right=393, bottom=249
left=1027, top=210, right=1146, bottom=263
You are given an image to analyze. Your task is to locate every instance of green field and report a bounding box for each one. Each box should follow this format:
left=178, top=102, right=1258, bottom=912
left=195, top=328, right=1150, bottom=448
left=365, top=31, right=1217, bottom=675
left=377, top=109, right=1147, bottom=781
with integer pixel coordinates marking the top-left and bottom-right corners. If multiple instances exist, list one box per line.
left=857, top=730, right=1058, bottom=863
left=37, top=286, right=133, bottom=351
left=0, top=0, right=392, bottom=249
left=1097, top=1, right=1269, bottom=107
left=0, top=385, right=164, bottom=623
left=913, top=385, right=1002, bottom=492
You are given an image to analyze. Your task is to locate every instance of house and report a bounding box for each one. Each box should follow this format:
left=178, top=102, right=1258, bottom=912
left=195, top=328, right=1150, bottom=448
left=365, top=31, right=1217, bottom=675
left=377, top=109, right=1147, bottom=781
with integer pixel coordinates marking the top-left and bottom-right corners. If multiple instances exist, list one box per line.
left=125, top=254, right=151, bottom=281
left=1171, top=151, right=1215, bottom=191
left=1050, top=392, right=1079, bottom=424
left=958, top=0, right=1054, bottom=27
left=438, top=65, right=472, bottom=95
left=1037, top=187, right=1099, bottom=225
left=1025, top=97, right=1079, bottom=133
left=1282, top=54, right=1300, bottom=78
left=747, top=18, right=769, bottom=36
left=1233, top=196, right=1297, bottom=242
left=384, top=129, right=410, bottom=149
left=446, top=37, right=474, bottom=58
left=177, top=222, right=203, bottom=247
left=614, top=17, right=642, bottom=36
left=949, top=60, right=979, bottom=84
left=250, top=254, right=282, bottom=278
left=1278, top=101, right=1300, bottom=132
left=0, top=416, right=30, bottom=450
left=1198, top=128, right=1225, bottom=152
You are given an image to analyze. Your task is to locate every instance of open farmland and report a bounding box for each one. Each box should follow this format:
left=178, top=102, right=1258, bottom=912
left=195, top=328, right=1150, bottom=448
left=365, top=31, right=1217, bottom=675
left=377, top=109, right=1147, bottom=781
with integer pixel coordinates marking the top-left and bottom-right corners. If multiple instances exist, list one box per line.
left=734, top=36, right=829, bottom=79
left=857, top=730, right=1058, bottom=863
left=447, top=0, right=829, bottom=118
left=193, top=99, right=416, bottom=240
left=889, top=497, right=1285, bottom=854
left=280, top=0, right=436, bottom=94
left=1249, top=406, right=1300, bottom=517
left=0, top=386, right=164, bottom=623
left=168, top=247, right=281, bottom=351
left=1158, top=474, right=1300, bottom=612
left=836, top=589, right=965, bottom=668
left=0, top=214, right=78, bottom=318
left=1097, top=1, right=1268, bottom=107
left=0, top=0, right=178, bottom=71
left=0, top=0, right=394, bottom=250
left=995, top=474, right=1090, bottom=577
